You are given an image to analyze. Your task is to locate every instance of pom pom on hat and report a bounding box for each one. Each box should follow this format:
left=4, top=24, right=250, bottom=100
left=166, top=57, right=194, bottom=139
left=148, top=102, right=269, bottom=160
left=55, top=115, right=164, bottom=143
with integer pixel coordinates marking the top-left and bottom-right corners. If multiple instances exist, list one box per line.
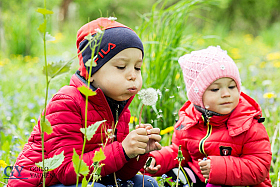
left=76, top=17, right=144, bottom=79
left=178, top=46, right=241, bottom=108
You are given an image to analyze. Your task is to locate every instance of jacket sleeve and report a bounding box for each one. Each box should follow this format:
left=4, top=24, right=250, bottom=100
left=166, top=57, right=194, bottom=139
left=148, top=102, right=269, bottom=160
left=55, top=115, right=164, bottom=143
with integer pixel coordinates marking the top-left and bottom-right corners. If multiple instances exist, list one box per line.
left=208, top=122, right=272, bottom=186
left=44, top=94, right=130, bottom=185
left=149, top=124, right=190, bottom=176
left=115, top=153, right=149, bottom=180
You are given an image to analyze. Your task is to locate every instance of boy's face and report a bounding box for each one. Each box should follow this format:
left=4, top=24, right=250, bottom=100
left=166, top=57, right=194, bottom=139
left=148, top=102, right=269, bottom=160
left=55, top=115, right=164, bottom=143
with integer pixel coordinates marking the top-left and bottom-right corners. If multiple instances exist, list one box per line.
left=90, top=48, right=143, bottom=101
left=202, top=77, right=239, bottom=115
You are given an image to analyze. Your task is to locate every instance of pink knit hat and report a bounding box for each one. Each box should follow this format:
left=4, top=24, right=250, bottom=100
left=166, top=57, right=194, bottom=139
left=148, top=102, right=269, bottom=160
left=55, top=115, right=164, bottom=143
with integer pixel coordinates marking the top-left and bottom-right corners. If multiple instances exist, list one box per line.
left=178, top=46, right=241, bottom=108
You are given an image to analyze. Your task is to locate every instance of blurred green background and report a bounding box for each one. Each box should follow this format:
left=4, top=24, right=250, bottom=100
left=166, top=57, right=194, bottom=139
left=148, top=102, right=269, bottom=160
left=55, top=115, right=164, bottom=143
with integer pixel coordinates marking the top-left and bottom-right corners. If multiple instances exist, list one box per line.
left=1, top=0, right=280, bottom=185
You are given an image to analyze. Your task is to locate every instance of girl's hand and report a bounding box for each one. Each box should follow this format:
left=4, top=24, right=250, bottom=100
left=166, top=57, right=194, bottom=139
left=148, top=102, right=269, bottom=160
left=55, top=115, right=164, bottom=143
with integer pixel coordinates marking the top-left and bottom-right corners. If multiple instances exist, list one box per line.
left=198, top=158, right=211, bottom=179
left=145, top=157, right=161, bottom=174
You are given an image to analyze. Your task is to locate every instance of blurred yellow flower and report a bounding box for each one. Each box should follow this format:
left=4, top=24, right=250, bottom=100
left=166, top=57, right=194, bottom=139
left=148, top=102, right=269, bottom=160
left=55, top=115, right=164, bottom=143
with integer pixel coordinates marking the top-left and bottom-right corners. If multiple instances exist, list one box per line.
left=175, top=73, right=180, bottom=80
left=230, top=48, right=241, bottom=59
left=273, top=61, right=280, bottom=68
left=0, top=58, right=10, bottom=67
left=50, top=32, right=63, bottom=43
left=24, top=55, right=32, bottom=62
left=263, top=92, right=276, bottom=99
left=259, top=61, right=266, bottom=69
left=160, top=126, right=174, bottom=135
left=130, top=116, right=138, bottom=124
left=0, top=160, right=7, bottom=168
left=244, top=34, right=253, bottom=45
left=266, top=52, right=280, bottom=61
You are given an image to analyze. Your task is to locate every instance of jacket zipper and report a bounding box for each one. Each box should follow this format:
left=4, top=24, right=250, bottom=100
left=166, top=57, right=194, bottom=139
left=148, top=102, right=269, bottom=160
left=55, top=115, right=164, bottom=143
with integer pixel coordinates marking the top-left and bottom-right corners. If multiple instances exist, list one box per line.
left=199, top=116, right=212, bottom=156
left=113, top=104, right=119, bottom=141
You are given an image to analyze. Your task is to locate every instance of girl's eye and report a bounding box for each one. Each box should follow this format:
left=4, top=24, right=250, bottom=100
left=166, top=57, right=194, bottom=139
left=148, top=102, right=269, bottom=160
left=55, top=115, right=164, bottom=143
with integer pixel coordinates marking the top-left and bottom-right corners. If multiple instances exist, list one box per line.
left=210, top=88, right=219, bottom=92
left=117, top=66, right=125, bottom=70
left=229, top=86, right=236, bottom=89
left=135, top=67, right=141, bottom=71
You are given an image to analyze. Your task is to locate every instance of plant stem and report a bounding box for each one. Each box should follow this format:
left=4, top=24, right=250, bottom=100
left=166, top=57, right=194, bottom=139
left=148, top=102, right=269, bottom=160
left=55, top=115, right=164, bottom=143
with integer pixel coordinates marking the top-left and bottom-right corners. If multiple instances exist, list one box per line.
left=41, top=0, right=48, bottom=185
left=142, top=169, right=145, bottom=187
left=175, top=161, right=181, bottom=187
left=114, top=172, right=118, bottom=187
left=139, top=104, right=144, bottom=125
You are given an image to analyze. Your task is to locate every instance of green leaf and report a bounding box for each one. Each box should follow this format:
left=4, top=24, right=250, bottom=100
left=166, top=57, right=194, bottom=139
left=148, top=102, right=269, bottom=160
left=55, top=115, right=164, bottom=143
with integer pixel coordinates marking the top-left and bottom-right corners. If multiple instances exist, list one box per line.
left=85, top=57, right=97, bottom=68
left=72, top=149, right=89, bottom=176
left=80, top=120, right=106, bottom=141
left=35, top=151, right=64, bottom=171
left=145, top=157, right=153, bottom=168
left=36, top=8, right=53, bottom=15
left=41, top=118, right=53, bottom=135
left=84, top=33, right=93, bottom=41
left=38, top=20, right=47, bottom=34
left=42, top=61, right=71, bottom=78
left=77, top=85, right=96, bottom=97
left=93, top=148, right=106, bottom=162
left=81, top=176, right=88, bottom=187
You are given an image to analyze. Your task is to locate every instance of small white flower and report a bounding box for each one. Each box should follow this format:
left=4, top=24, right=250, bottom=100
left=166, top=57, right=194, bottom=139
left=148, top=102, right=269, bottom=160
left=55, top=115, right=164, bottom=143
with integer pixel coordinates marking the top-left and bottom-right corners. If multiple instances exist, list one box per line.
left=107, top=129, right=112, bottom=133
left=138, top=88, right=160, bottom=106
left=262, top=80, right=272, bottom=86
left=45, top=32, right=55, bottom=41
left=84, top=33, right=93, bottom=41
left=194, top=87, right=199, bottom=93
left=94, top=28, right=103, bottom=34
left=220, top=64, right=226, bottom=70
left=108, top=17, right=117, bottom=21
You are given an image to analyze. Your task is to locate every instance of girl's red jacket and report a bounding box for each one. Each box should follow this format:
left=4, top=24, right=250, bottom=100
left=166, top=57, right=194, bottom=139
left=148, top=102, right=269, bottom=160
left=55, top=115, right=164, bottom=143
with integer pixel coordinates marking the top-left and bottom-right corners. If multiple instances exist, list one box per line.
left=8, top=74, right=148, bottom=187
left=150, top=92, right=272, bottom=186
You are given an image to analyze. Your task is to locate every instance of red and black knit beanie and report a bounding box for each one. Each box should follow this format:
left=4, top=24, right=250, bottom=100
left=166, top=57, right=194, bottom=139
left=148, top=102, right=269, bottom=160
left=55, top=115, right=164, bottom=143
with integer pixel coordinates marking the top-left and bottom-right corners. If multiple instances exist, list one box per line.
left=76, top=17, right=144, bottom=79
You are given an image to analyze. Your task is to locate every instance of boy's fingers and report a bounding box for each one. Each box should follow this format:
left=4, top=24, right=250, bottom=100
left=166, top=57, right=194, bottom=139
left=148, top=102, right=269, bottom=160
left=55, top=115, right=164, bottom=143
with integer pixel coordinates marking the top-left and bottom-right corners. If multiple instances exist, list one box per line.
left=147, top=134, right=161, bottom=142
left=148, top=128, right=160, bottom=134
left=135, top=128, right=148, bottom=135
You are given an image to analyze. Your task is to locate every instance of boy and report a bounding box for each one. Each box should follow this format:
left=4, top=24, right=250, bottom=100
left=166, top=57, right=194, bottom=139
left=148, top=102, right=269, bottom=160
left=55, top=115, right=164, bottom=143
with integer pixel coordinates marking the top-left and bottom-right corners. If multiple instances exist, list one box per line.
left=8, top=17, right=161, bottom=187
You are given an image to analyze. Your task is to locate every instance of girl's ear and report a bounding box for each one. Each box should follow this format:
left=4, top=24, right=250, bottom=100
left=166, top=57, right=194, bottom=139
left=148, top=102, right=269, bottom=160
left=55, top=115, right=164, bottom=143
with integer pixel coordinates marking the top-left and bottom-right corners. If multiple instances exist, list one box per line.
left=89, top=76, right=94, bottom=82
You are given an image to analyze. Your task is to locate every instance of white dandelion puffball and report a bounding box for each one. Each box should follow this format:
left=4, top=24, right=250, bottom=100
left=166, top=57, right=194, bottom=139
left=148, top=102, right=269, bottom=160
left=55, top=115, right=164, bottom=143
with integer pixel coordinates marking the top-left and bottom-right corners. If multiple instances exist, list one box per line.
left=138, top=88, right=160, bottom=106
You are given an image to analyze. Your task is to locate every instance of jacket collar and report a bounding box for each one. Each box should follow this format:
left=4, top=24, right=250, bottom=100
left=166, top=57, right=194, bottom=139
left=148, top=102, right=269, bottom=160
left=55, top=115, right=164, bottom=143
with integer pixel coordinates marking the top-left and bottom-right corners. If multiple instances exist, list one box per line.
left=69, top=71, right=134, bottom=122
left=178, top=92, right=262, bottom=136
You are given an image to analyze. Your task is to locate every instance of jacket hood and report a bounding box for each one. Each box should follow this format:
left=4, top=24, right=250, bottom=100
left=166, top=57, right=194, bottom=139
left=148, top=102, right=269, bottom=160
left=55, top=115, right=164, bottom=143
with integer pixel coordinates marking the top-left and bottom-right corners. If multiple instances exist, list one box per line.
left=178, top=92, right=262, bottom=136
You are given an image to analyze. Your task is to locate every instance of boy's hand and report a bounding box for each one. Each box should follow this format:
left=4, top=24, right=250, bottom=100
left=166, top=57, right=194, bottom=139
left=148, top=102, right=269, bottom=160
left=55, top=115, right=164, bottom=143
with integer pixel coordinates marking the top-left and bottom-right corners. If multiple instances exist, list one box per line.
left=145, top=157, right=161, bottom=174
left=122, top=127, right=149, bottom=158
left=136, top=124, right=162, bottom=153
left=198, top=158, right=211, bottom=179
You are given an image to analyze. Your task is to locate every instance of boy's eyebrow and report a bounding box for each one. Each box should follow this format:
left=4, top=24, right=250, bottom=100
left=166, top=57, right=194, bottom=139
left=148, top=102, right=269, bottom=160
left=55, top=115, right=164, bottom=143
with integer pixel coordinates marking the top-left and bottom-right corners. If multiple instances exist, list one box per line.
left=111, top=57, right=143, bottom=63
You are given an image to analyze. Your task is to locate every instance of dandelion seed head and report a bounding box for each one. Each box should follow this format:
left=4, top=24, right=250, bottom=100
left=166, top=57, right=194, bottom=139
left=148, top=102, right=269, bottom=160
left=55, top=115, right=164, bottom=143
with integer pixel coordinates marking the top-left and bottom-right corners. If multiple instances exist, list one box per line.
left=138, top=88, right=160, bottom=106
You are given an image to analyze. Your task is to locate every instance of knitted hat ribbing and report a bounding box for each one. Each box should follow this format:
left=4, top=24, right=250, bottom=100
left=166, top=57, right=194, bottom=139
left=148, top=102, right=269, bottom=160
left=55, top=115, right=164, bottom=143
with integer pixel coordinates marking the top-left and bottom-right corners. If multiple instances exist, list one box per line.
left=76, top=17, right=144, bottom=79
left=178, top=46, right=241, bottom=108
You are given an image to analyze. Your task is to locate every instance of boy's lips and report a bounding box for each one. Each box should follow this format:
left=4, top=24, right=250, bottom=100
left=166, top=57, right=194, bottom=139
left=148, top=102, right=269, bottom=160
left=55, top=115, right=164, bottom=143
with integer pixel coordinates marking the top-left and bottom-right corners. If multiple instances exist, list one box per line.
left=128, top=87, right=138, bottom=94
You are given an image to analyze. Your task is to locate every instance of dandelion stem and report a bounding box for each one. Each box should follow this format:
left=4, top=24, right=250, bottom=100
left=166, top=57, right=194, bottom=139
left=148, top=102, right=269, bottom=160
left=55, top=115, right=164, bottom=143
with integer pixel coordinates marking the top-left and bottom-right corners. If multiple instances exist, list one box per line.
left=139, top=104, right=144, bottom=125
left=114, top=172, right=119, bottom=187
left=175, top=161, right=181, bottom=187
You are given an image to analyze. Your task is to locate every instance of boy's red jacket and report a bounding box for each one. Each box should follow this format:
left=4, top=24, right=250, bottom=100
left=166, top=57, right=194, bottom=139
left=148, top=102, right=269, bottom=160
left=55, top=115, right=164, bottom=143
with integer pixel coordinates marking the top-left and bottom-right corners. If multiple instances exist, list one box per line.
left=8, top=74, right=148, bottom=187
left=150, top=92, right=272, bottom=186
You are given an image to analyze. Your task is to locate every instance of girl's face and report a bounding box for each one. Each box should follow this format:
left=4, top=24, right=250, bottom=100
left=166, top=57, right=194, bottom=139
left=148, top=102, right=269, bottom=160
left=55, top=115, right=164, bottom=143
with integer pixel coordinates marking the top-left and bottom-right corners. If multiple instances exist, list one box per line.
left=90, top=48, right=143, bottom=101
left=202, top=77, right=239, bottom=115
